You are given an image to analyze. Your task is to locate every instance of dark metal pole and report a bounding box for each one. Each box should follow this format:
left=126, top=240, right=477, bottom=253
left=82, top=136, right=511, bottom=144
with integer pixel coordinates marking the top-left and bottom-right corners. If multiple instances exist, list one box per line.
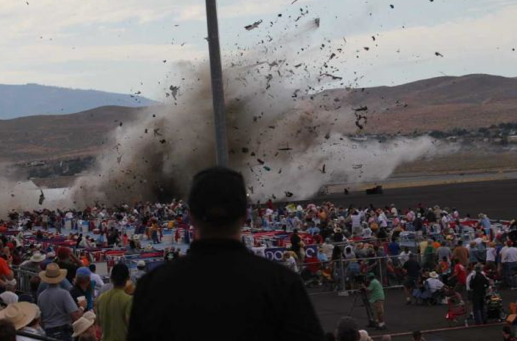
left=205, top=0, right=229, bottom=166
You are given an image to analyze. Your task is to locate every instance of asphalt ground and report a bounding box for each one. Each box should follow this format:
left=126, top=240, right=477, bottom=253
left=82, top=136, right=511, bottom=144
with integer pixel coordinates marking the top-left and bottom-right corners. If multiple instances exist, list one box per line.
left=311, top=178, right=517, bottom=220
left=310, top=288, right=511, bottom=340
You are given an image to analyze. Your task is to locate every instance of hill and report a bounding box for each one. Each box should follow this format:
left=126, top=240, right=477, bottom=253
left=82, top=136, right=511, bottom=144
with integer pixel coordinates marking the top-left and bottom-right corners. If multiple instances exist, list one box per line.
left=329, top=74, right=517, bottom=134
left=0, top=106, right=148, bottom=162
left=0, top=83, right=158, bottom=119
left=2, top=74, right=517, bottom=164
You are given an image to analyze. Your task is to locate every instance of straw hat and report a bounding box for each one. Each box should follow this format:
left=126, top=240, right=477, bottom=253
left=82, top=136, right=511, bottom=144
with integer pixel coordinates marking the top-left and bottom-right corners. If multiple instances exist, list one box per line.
left=72, top=317, right=95, bottom=338
left=39, top=263, right=67, bottom=284
left=83, top=311, right=96, bottom=322
left=30, top=252, right=46, bottom=263
left=0, top=302, right=38, bottom=330
left=429, top=271, right=439, bottom=279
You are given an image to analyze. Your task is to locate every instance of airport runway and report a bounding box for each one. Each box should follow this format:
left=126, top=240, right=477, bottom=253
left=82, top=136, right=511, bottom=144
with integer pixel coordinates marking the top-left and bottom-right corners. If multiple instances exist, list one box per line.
left=313, top=178, right=517, bottom=220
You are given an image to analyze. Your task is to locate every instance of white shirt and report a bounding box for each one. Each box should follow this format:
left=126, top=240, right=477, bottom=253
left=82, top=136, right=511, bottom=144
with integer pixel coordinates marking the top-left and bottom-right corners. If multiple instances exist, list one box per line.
left=486, top=247, right=497, bottom=262
left=284, top=257, right=298, bottom=273
left=426, top=278, right=445, bottom=293
left=0, top=291, right=19, bottom=304
left=399, top=251, right=411, bottom=265
left=351, top=215, right=361, bottom=228
left=362, top=227, right=373, bottom=238
left=504, top=247, right=517, bottom=263
left=501, top=246, right=509, bottom=263
left=90, top=273, right=105, bottom=297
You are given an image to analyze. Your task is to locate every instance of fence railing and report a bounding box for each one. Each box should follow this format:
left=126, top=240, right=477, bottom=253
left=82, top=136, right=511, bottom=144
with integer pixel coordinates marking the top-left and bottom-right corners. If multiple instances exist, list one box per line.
left=11, top=265, right=39, bottom=295
left=298, top=253, right=429, bottom=295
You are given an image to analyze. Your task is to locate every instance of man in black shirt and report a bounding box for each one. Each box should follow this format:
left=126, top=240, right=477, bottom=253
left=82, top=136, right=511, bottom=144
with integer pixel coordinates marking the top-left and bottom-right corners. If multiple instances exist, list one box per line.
left=128, top=167, right=324, bottom=341
left=403, top=254, right=421, bottom=305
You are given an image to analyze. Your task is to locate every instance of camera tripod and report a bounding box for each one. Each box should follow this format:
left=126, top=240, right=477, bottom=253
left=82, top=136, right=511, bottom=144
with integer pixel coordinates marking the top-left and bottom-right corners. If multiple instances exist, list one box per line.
left=348, top=288, right=376, bottom=328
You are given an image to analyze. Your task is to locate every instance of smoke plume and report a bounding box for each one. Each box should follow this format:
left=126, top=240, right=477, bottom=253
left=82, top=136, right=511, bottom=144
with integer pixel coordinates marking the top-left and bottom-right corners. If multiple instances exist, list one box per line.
left=69, top=18, right=449, bottom=206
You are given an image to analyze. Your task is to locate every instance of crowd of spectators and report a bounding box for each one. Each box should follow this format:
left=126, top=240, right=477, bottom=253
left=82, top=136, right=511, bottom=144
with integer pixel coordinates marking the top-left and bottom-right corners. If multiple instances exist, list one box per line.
left=1, top=190, right=517, bottom=339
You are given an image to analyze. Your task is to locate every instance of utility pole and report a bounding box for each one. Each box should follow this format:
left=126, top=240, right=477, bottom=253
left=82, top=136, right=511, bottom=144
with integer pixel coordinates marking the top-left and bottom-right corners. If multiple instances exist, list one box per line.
left=205, top=0, right=229, bottom=166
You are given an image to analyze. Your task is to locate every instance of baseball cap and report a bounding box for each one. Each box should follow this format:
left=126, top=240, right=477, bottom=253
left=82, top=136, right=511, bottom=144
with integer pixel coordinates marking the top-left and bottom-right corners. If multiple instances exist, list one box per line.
left=76, top=267, right=91, bottom=278
left=187, top=167, right=247, bottom=227
left=137, top=260, right=146, bottom=268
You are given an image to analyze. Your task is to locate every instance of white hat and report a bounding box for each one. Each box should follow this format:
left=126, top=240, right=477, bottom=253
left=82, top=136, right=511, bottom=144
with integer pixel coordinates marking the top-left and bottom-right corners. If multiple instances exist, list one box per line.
left=46, top=251, right=56, bottom=258
left=72, top=317, right=95, bottom=338
left=0, top=302, right=38, bottom=330
left=30, top=252, right=46, bottom=263
left=83, top=311, right=96, bottom=322
left=429, top=271, right=439, bottom=279
left=5, top=278, right=17, bottom=287
left=137, top=260, right=146, bottom=268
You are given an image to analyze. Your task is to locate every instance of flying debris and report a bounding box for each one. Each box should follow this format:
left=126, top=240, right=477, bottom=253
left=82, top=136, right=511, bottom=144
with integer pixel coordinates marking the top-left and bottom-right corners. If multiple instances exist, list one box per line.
left=245, top=20, right=263, bottom=31
left=169, top=86, right=180, bottom=100
left=39, top=190, right=45, bottom=205
left=354, top=106, right=368, bottom=112
left=285, top=191, right=294, bottom=197
left=314, top=18, right=320, bottom=27
left=435, top=52, right=444, bottom=57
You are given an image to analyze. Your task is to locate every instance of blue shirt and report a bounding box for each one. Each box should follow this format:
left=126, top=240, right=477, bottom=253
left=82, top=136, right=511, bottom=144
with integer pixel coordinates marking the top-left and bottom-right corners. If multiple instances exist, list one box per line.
left=388, top=242, right=401, bottom=256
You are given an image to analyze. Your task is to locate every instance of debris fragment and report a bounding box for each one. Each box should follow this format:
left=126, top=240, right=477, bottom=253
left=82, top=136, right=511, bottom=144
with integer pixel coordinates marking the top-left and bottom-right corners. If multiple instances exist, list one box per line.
left=245, top=20, right=263, bottom=31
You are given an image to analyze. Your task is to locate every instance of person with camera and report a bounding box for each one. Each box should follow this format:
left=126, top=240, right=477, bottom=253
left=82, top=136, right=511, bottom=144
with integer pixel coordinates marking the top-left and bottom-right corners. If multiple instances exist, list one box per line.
left=362, top=273, right=386, bottom=330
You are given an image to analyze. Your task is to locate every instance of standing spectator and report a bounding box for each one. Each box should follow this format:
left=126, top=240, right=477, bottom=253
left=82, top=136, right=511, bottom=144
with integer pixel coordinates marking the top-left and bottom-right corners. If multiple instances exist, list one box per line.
left=362, top=273, right=386, bottom=330
left=38, top=263, right=84, bottom=341
left=291, top=228, right=302, bottom=259
left=69, top=267, right=95, bottom=311
left=131, top=261, right=147, bottom=285
left=449, top=259, right=467, bottom=305
left=88, top=264, right=105, bottom=297
left=469, top=265, right=490, bottom=324
left=0, top=250, right=14, bottom=286
left=128, top=167, right=324, bottom=341
left=56, top=247, right=83, bottom=284
left=452, top=240, right=469, bottom=267
left=503, top=241, right=517, bottom=288
left=403, top=254, right=421, bottom=305
left=95, top=263, right=132, bottom=341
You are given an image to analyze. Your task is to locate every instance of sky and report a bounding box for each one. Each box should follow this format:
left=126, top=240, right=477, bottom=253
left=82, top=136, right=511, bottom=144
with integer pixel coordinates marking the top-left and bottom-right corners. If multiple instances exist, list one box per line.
left=0, top=0, right=516, bottom=101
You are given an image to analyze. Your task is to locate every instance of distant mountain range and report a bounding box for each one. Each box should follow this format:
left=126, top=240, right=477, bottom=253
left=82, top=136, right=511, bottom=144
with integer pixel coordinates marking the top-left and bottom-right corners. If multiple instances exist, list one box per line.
left=0, top=83, right=158, bottom=119
left=1, top=74, right=517, bottom=162
left=326, top=73, right=517, bottom=134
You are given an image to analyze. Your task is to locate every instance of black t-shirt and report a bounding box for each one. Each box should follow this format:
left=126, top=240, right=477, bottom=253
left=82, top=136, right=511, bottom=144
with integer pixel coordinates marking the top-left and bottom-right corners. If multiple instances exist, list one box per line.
left=290, top=234, right=301, bottom=252
left=403, top=259, right=421, bottom=278
left=129, top=240, right=324, bottom=341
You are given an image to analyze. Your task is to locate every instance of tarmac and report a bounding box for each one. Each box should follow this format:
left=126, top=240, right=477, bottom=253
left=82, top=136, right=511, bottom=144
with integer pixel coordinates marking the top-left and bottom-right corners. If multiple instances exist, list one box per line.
left=310, top=288, right=510, bottom=340
left=316, top=178, right=517, bottom=220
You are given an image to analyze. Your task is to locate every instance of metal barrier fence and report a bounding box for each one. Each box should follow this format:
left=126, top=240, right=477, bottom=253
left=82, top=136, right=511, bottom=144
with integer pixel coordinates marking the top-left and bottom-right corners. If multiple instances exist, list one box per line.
left=300, top=253, right=426, bottom=295
left=12, top=265, right=39, bottom=295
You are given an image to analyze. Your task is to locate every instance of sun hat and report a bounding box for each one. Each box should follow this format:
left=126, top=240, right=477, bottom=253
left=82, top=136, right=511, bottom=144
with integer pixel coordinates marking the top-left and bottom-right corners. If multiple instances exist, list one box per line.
left=39, top=263, right=67, bottom=284
left=30, top=252, right=46, bottom=263
left=0, top=302, right=38, bottom=330
left=83, top=311, right=96, bottom=322
left=72, top=317, right=95, bottom=338
left=429, top=271, right=439, bottom=279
